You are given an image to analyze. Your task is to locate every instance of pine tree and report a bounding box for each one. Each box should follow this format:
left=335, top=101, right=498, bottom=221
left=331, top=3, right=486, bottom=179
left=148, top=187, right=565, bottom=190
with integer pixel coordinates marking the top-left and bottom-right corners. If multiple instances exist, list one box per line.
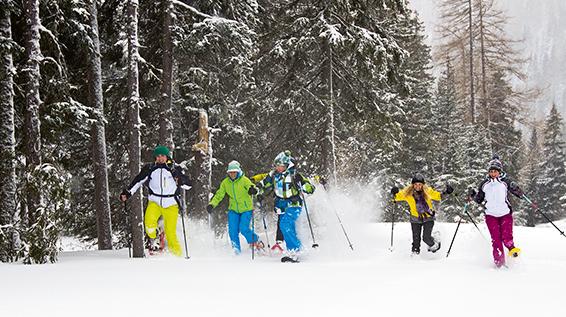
left=520, top=126, right=543, bottom=226
left=538, top=104, right=566, bottom=221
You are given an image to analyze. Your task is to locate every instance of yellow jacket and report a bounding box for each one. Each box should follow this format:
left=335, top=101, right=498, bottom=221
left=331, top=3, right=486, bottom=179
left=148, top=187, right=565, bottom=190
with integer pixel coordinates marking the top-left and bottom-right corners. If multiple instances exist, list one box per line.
left=394, top=185, right=442, bottom=223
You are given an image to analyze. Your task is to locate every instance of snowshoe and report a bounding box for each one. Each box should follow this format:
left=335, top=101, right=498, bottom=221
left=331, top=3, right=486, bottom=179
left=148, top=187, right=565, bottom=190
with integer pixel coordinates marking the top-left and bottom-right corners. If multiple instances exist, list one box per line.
left=271, top=241, right=284, bottom=254
left=508, top=247, right=521, bottom=258
left=281, top=250, right=300, bottom=263
left=428, top=231, right=442, bottom=253
left=251, top=241, right=266, bottom=255
left=147, top=228, right=165, bottom=255
left=428, top=241, right=441, bottom=253
left=281, top=256, right=300, bottom=263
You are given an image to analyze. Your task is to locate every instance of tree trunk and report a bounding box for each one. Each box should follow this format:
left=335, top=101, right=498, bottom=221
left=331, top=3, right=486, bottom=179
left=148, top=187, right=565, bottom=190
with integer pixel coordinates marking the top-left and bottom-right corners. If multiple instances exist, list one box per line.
left=87, top=0, right=113, bottom=250
left=322, top=39, right=337, bottom=185
left=467, top=0, right=475, bottom=124
left=0, top=6, right=18, bottom=262
left=190, top=110, right=211, bottom=220
left=160, top=0, right=175, bottom=151
left=127, top=0, right=144, bottom=258
left=478, top=0, right=490, bottom=126
left=23, top=0, right=43, bottom=226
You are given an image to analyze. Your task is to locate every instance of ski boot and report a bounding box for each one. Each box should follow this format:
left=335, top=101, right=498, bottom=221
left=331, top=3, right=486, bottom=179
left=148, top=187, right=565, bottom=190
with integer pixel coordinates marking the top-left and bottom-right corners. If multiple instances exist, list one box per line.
left=281, top=250, right=300, bottom=263
left=411, top=246, right=420, bottom=256
left=508, top=247, right=521, bottom=258
left=428, top=241, right=441, bottom=253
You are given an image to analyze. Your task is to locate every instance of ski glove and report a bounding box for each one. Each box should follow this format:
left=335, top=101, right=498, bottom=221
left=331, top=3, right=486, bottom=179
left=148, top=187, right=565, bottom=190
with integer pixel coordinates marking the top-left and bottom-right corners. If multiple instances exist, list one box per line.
left=207, top=204, right=214, bottom=214
left=390, top=187, right=400, bottom=196
left=248, top=186, right=258, bottom=196
left=442, top=184, right=454, bottom=195
left=467, top=188, right=477, bottom=199
left=120, top=189, right=131, bottom=201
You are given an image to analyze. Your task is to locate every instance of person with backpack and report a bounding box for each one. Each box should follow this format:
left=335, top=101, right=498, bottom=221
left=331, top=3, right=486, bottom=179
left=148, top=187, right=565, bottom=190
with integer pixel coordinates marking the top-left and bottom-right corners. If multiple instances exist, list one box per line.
left=120, top=145, right=191, bottom=256
left=391, top=174, right=453, bottom=255
left=207, top=161, right=265, bottom=255
left=251, top=172, right=285, bottom=253
left=256, top=151, right=315, bottom=263
left=468, top=156, right=523, bottom=268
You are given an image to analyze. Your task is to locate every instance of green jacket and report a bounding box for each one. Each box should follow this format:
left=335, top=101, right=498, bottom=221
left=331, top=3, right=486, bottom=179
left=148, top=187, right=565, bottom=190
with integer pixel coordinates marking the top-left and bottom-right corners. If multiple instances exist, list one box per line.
left=209, top=174, right=255, bottom=213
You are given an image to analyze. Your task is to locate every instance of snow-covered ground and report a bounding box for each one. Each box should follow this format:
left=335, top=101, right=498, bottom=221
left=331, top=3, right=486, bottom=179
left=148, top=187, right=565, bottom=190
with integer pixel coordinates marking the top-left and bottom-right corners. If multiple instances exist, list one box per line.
left=2, top=187, right=565, bottom=317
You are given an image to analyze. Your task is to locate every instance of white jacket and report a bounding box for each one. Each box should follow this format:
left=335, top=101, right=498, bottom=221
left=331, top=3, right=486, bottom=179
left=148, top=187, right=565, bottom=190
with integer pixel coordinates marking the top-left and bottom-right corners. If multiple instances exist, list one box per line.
left=127, top=162, right=191, bottom=208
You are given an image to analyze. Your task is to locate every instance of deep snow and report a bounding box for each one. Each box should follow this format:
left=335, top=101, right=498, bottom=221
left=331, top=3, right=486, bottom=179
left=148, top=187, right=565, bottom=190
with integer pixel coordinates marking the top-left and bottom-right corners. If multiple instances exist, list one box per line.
left=2, top=187, right=565, bottom=317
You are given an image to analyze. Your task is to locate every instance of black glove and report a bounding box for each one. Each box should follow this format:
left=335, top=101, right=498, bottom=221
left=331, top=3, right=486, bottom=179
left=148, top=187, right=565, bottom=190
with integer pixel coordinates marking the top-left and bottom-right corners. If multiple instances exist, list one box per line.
left=248, top=186, right=258, bottom=195
left=206, top=204, right=214, bottom=214
left=390, top=186, right=399, bottom=196
left=467, top=188, right=477, bottom=199
left=294, top=175, right=304, bottom=187
left=120, top=189, right=131, bottom=201
left=443, top=184, right=454, bottom=195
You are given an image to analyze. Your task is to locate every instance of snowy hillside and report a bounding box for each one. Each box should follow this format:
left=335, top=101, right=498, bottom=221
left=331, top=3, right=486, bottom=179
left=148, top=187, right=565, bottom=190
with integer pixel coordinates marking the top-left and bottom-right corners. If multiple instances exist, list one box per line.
left=408, top=0, right=566, bottom=119
left=3, top=187, right=565, bottom=317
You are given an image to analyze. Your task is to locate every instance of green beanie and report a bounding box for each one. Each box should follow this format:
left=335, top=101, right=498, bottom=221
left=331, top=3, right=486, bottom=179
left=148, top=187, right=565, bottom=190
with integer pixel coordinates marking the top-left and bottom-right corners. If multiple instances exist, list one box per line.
left=153, top=145, right=170, bottom=158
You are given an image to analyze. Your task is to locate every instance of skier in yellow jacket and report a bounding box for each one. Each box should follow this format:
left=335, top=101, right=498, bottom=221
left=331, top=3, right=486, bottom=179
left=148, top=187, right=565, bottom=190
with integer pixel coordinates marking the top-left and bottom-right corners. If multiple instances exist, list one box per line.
left=391, top=174, right=452, bottom=254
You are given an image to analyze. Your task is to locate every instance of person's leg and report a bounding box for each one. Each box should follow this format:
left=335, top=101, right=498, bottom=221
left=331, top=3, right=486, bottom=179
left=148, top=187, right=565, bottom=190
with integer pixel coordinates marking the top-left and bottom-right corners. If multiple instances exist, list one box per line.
left=422, top=221, right=435, bottom=247
left=280, top=206, right=302, bottom=252
left=144, top=201, right=162, bottom=239
left=411, top=222, right=422, bottom=253
left=239, top=210, right=259, bottom=244
left=162, top=204, right=181, bottom=256
left=485, top=215, right=505, bottom=267
left=276, top=214, right=284, bottom=242
left=500, top=213, right=515, bottom=249
left=227, top=211, right=242, bottom=253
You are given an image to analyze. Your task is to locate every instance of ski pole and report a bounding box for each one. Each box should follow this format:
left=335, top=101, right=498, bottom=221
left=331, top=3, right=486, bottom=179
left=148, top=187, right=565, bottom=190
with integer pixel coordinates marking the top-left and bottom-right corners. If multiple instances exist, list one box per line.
left=252, top=209, right=256, bottom=260
left=299, top=190, right=319, bottom=248
left=389, top=199, right=396, bottom=252
left=523, top=195, right=566, bottom=238
left=320, top=182, right=354, bottom=250
left=177, top=196, right=190, bottom=259
left=446, top=202, right=468, bottom=258
left=455, top=195, right=486, bottom=240
left=259, top=200, right=272, bottom=249
left=124, top=201, right=131, bottom=258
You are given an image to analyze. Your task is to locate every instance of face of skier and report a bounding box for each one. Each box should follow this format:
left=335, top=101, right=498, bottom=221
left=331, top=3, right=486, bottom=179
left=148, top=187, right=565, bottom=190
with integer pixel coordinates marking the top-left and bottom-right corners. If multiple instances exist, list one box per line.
left=413, top=182, right=424, bottom=192
left=228, top=171, right=238, bottom=180
left=155, top=154, right=167, bottom=164
left=488, top=169, right=500, bottom=179
left=275, top=164, right=287, bottom=173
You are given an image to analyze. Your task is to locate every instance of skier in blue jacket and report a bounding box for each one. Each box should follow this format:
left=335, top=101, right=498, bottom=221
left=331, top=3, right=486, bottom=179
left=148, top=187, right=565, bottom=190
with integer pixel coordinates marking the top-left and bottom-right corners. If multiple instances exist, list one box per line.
left=256, top=151, right=315, bottom=263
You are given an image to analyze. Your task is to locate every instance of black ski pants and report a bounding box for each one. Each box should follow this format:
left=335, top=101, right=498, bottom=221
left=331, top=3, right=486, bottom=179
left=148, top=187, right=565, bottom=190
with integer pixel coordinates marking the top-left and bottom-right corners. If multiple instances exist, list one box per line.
left=411, top=221, right=435, bottom=252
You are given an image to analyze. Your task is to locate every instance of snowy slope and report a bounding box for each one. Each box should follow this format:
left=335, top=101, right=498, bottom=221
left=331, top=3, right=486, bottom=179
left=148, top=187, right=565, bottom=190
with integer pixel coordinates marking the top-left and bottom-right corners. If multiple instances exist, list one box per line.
left=408, top=0, right=566, bottom=120
left=2, top=187, right=566, bottom=317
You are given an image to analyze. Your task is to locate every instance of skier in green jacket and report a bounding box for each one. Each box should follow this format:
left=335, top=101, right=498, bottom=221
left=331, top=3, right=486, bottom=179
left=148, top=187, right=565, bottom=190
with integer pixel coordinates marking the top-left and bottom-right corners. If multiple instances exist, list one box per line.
left=208, top=161, right=264, bottom=254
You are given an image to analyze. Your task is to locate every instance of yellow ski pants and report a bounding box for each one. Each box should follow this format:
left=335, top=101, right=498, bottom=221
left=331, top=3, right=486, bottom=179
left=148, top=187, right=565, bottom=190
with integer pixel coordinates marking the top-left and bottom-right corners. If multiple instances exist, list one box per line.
left=145, top=201, right=182, bottom=256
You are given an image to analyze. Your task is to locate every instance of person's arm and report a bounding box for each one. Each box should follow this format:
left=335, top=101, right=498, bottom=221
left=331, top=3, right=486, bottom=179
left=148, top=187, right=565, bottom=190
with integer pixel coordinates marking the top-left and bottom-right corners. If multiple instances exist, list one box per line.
left=209, top=179, right=227, bottom=208
left=121, top=164, right=152, bottom=200
left=173, top=164, right=192, bottom=190
left=474, top=182, right=486, bottom=204
left=295, top=173, right=315, bottom=194
left=394, top=187, right=407, bottom=202
left=427, top=186, right=442, bottom=201
left=250, top=173, right=269, bottom=184
left=505, top=178, right=525, bottom=198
